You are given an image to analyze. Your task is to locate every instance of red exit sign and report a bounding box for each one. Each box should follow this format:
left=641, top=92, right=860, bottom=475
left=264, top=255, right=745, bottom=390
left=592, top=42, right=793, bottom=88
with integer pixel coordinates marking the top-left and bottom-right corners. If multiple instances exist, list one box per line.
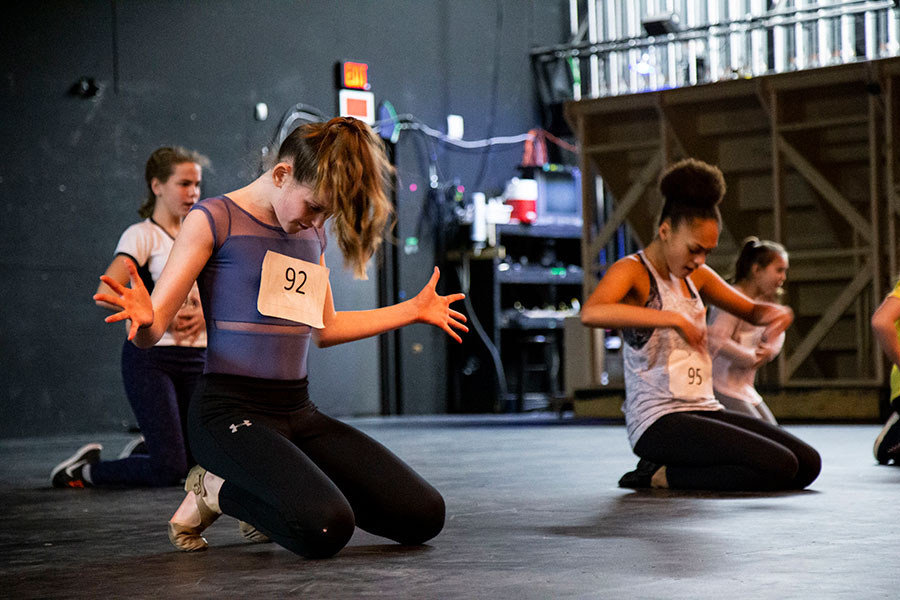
left=338, top=61, right=370, bottom=90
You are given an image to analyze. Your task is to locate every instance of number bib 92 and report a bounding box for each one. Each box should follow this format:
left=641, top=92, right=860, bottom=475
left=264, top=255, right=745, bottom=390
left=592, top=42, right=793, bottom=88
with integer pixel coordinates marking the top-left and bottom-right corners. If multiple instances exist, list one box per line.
left=256, top=250, right=329, bottom=328
left=667, top=347, right=714, bottom=400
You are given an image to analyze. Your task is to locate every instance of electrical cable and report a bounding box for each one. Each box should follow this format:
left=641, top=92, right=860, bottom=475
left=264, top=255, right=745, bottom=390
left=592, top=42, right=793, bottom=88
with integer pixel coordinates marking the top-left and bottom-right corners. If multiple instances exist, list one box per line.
left=274, top=103, right=568, bottom=156
left=274, top=103, right=328, bottom=147
left=369, top=112, right=533, bottom=151
left=402, top=119, right=532, bottom=150
left=540, top=129, right=579, bottom=154
left=457, top=255, right=509, bottom=400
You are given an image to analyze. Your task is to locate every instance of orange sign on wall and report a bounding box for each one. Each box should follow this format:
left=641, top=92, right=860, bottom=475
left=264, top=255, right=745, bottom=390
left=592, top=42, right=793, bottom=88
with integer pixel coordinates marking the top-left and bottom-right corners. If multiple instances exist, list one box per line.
left=341, top=61, right=369, bottom=90
left=336, top=60, right=373, bottom=124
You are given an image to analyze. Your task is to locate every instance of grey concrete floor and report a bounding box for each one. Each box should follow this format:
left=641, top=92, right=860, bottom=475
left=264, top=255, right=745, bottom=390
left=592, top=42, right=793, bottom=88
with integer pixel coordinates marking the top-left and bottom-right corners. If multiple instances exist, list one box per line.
left=1, top=416, right=897, bottom=599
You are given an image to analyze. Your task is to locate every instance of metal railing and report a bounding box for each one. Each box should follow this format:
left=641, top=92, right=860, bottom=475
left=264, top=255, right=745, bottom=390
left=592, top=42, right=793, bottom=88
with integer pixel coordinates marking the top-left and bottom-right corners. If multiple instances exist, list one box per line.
left=532, top=0, right=900, bottom=100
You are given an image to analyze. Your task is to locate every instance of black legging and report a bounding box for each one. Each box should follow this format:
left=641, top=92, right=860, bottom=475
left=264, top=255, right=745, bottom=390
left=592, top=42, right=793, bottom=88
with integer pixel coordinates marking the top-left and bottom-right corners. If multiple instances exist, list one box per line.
left=188, top=374, right=445, bottom=558
left=633, top=409, right=821, bottom=491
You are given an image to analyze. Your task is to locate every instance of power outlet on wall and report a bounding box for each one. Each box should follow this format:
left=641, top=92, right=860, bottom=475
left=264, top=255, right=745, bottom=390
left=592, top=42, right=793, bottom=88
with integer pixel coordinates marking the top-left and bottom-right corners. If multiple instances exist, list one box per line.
left=447, top=114, right=464, bottom=140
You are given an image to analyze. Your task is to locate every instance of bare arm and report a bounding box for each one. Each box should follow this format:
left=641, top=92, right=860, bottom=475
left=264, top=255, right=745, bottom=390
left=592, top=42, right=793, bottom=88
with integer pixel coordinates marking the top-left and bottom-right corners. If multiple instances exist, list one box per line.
left=580, top=257, right=705, bottom=349
left=872, top=295, right=900, bottom=369
left=170, top=284, right=206, bottom=345
left=693, top=265, right=793, bottom=340
left=707, top=308, right=763, bottom=368
left=94, top=210, right=213, bottom=347
left=757, top=330, right=785, bottom=363
left=95, top=256, right=135, bottom=311
left=314, top=265, right=468, bottom=347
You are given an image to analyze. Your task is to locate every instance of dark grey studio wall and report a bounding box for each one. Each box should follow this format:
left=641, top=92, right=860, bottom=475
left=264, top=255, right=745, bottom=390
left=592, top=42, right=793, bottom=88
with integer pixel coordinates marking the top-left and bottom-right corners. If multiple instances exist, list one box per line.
left=0, top=1, right=566, bottom=437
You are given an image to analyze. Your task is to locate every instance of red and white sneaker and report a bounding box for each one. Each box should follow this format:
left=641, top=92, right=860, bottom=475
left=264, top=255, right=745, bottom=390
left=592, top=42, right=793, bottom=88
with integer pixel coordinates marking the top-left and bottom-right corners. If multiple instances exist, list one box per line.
left=51, top=443, right=102, bottom=488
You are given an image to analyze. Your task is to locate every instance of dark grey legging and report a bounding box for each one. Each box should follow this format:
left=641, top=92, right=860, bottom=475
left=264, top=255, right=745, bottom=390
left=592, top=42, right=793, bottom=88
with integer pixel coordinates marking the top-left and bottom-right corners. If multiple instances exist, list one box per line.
left=633, top=409, right=821, bottom=491
left=188, top=373, right=445, bottom=558
left=714, top=391, right=778, bottom=425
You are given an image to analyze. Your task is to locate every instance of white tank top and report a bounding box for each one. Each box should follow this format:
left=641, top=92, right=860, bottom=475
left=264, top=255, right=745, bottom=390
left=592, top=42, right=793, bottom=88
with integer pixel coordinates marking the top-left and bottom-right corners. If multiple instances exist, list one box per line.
left=621, top=251, right=722, bottom=447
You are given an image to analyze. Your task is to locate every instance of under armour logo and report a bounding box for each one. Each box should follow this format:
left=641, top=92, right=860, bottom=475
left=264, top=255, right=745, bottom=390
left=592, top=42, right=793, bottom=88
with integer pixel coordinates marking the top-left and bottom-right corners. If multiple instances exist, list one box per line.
left=229, top=420, right=252, bottom=433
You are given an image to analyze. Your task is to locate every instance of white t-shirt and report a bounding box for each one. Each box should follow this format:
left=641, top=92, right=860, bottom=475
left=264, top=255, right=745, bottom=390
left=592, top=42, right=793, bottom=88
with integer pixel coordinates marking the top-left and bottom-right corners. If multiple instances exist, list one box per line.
left=113, top=219, right=206, bottom=348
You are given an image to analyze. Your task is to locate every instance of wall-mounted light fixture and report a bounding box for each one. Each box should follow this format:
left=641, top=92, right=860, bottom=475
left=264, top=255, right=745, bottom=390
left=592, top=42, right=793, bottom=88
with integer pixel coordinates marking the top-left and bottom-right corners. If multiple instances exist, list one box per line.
left=69, top=77, right=100, bottom=98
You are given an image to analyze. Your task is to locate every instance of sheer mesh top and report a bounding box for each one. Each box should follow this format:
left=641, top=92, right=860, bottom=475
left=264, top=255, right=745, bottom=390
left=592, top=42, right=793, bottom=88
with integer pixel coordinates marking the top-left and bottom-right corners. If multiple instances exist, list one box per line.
left=192, top=196, right=326, bottom=380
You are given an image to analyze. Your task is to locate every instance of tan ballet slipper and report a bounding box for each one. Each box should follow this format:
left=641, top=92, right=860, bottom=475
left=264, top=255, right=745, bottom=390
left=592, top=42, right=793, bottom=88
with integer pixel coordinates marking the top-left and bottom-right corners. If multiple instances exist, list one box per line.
left=238, top=520, right=271, bottom=544
left=167, top=465, right=222, bottom=552
left=650, top=465, right=669, bottom=489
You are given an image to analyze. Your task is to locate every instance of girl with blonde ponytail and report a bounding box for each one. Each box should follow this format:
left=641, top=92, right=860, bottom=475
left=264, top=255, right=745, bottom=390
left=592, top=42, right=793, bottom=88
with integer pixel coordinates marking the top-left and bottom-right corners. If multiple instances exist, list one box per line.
left=279, top=117, right=393, bottom=279
left=95, top=117, right=467, bottom=558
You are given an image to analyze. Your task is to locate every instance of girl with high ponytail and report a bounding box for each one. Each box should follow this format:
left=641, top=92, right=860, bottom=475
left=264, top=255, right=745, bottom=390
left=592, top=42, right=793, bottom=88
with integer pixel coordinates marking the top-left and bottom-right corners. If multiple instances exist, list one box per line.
left=52, top=146, right=209, bottom=490
left=275, top=117, right=393, bottom=280
left=95, top=117, right=467, bottom=558
left=707, top=237, right=789, bottom=424
left=581, top=158, right=820, bottom=492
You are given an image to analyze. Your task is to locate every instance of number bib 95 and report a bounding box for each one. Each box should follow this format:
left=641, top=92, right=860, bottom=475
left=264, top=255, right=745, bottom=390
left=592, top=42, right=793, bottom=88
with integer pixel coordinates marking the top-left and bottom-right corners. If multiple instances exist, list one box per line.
left=667, top=348, right=714, bottom=400
left=256, top=250, right=329, bottom=328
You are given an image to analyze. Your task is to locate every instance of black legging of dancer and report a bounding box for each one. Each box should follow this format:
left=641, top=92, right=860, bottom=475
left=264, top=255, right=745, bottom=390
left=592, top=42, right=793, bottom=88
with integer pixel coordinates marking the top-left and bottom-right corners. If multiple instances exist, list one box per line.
left=634, top=409, right=821, bottom=491
left=188, top=374, right=445, bottom=558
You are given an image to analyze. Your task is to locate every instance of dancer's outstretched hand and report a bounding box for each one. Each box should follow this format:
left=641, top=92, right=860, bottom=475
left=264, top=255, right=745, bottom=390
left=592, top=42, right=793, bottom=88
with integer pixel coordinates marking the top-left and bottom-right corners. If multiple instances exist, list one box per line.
left=411, top=267, right=469, bottom=343
left=93, top=259, right=154, bottom=340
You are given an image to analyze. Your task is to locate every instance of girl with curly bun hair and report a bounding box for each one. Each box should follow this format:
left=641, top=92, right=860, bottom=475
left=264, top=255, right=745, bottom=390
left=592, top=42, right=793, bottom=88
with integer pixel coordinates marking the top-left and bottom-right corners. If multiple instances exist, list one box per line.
left=96, top=117, right=467, bottom=558
left=581, top=158, right=820, bottom=491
